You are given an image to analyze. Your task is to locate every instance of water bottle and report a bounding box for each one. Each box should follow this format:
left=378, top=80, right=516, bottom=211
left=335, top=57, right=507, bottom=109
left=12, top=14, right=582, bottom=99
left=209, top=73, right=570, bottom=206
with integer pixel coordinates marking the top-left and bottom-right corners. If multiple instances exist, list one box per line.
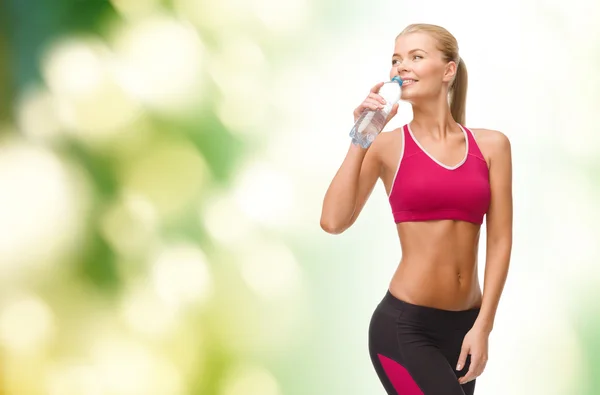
left=349, top=76, right=403, bottom=148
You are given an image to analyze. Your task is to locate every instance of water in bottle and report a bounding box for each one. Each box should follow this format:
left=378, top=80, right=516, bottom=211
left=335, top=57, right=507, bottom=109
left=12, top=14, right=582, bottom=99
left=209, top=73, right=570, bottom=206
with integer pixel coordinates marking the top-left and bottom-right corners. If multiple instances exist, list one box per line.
left=350, top=76, right=403, bottom=148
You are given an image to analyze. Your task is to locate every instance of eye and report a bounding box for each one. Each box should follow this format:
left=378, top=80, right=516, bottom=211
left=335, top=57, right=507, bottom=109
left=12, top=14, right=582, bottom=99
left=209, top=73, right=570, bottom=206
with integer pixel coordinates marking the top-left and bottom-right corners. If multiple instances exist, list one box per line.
left=392, top=59, right=399, bottom=65
left=413, top=55, right=423, bottom=60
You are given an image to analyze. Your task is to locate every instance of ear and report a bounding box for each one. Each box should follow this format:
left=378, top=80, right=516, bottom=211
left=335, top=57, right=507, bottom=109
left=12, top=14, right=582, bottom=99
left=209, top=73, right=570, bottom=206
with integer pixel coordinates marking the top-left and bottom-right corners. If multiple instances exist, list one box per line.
left=443, top=60, right=458, bottom=83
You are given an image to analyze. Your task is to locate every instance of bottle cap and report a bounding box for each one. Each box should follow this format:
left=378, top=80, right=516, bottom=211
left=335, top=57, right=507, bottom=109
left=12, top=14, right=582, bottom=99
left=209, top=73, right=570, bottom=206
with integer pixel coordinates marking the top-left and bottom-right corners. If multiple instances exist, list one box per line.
left=392, top=76, right=403, bottom=86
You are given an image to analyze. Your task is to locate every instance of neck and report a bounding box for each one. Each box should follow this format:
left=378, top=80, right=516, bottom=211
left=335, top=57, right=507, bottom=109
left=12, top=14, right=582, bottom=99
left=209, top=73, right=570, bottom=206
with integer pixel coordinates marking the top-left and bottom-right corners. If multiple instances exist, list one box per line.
left=410, top=96, right=457, bottom=140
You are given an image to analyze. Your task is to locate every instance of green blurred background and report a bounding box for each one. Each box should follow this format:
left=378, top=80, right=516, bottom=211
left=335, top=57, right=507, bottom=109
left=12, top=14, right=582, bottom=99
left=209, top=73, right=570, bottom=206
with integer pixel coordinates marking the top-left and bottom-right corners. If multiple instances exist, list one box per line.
left=0, top=0, right=598, bottom=394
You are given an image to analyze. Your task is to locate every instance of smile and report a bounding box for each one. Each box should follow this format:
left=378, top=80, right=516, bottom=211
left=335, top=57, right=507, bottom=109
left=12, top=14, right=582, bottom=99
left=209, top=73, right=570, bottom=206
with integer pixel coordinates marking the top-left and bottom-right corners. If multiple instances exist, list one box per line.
left=402, top=79, right=418, bottom=86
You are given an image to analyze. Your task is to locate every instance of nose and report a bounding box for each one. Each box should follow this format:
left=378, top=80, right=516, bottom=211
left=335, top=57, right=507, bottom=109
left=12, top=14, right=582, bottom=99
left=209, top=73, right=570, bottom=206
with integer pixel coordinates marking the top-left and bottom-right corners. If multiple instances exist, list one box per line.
left=397, top=59, right=409, bottom=73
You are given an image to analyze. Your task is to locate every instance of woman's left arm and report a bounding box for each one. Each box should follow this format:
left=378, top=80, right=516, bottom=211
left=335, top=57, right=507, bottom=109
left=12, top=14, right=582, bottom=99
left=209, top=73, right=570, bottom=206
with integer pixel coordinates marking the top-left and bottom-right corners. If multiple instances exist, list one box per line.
left=475, top=130, right=513, bottom=333
left=457, top=130, right=513, bottom=384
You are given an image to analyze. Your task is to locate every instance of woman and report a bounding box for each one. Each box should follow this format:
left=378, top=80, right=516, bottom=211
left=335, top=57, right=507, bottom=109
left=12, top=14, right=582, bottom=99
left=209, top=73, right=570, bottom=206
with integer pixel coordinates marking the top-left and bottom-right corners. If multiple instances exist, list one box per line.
left=320, top=23, right=512, bottom=395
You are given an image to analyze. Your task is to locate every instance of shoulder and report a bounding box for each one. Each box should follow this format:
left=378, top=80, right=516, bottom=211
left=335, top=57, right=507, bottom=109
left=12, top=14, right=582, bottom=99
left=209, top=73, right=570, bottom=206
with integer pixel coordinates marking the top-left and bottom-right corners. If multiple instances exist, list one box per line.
left=377, top=126, right=403, bottom=144
left=469, top=127, right=511, bottom=159
left=370, top=126, right=403, bottom=155
left=360, top=127, right=404, bottom=176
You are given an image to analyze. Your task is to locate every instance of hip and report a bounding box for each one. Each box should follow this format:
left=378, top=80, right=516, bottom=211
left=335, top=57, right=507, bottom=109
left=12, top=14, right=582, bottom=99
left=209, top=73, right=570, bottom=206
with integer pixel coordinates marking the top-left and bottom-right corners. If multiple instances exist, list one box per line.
left=369, top=289, right=480, bottom=360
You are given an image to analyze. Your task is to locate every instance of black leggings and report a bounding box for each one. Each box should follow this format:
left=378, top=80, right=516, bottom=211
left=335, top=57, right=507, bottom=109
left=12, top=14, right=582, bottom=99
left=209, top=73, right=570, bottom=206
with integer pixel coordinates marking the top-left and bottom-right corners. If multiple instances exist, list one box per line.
left=368, top=290, right=480, bottom=395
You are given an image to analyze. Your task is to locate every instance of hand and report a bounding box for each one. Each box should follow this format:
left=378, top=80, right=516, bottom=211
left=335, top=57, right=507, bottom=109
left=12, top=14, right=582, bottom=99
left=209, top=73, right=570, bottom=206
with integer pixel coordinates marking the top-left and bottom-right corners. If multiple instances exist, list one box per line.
left=353, top=82, right=399, bottom=124
left=456, top=327, right=489, bottom=385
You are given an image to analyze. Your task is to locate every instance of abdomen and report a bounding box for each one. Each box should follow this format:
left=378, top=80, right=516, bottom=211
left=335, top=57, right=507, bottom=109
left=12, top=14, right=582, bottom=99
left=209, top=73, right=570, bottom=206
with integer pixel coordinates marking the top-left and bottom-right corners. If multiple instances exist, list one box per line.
left=389, top=220, right=483, bottom=311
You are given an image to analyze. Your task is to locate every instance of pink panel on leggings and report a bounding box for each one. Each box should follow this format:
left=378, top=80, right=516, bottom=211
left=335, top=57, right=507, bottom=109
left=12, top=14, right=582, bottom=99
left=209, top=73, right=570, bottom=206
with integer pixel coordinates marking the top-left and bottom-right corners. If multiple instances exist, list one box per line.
left=377, top=354, right=423, bottom=395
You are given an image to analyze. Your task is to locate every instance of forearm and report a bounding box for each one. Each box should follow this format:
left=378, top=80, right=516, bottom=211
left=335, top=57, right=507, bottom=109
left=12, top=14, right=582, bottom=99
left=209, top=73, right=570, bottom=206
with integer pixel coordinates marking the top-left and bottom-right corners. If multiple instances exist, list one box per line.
left=474, top=236, right=512, bottom=333
left=320, top=143, right=368, bottom=232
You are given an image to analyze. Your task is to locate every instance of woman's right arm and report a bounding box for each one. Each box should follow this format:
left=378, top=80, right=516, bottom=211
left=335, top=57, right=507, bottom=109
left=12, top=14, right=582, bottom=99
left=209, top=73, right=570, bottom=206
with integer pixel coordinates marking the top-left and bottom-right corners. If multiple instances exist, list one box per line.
left=320, top=140, right=382, bottom=234
left=320, top=82, right=398, bottom=234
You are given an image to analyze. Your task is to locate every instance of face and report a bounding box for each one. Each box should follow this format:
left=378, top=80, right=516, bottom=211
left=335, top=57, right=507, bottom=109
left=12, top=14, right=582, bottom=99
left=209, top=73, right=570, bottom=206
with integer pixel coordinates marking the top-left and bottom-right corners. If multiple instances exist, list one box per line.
left=390, top=32, right=457, bottom=103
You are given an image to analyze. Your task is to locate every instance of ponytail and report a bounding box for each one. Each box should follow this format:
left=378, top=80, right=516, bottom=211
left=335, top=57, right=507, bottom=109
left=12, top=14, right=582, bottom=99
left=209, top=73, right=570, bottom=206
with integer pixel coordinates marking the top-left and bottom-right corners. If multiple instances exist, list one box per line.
left=449, top=57, right=468, bottom=125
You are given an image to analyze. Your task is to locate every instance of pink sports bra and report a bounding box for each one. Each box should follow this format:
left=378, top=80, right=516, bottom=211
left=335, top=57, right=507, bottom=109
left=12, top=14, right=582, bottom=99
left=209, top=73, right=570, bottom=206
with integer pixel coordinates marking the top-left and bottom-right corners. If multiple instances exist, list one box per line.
left=388, top=124, right=491, bottom=225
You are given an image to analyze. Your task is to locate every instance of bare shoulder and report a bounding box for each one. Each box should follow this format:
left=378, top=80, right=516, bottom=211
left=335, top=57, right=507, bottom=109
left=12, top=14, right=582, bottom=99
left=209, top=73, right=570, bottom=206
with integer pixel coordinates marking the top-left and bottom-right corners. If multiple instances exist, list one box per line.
left=377, top=126, right=403, bottom=142
left=370, top=126, right=403, bottom=155
left=470, top=128, right=511, bottom=160
left=366, top=127, right=404, bottom=183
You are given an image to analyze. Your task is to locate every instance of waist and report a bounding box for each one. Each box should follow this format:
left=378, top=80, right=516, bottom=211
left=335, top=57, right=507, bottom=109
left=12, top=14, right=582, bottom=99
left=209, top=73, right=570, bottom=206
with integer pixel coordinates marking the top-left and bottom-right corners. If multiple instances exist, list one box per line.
left=390, top=254, right=482, bottom=311
left=391, top=221, right=482, bottom=310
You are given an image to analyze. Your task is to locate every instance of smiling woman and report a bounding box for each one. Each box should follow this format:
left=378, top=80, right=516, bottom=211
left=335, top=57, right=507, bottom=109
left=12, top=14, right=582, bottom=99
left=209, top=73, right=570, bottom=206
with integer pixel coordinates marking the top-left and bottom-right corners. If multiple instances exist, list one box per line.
left=320, top=23, right=513, bottom=395
left=391, top=24, right=468, bottom=125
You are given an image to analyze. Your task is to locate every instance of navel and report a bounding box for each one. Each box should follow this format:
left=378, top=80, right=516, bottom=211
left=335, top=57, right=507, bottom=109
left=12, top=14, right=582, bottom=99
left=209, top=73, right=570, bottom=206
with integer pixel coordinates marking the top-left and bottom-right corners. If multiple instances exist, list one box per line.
left=457, top=271, right=463, bottom=285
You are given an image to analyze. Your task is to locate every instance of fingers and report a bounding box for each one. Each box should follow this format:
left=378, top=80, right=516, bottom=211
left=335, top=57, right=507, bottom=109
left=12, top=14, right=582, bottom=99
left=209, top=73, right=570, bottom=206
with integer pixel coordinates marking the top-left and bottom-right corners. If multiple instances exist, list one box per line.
left=353, top=84, right=393, bottom=120
left=370, top=82, right=385, bottom=93
left=364, top=98, right=384, bottom=111
left=354, top=95, right=387, bottom=119
left=456, top=345, right=469, bottom=372
left=458, top=354, right=487, bottom=385
left=354, top=102, right=379, bottom=119
left=368, top=92, right=387, bottom=105
left=364, top=92, right=387, bottom=110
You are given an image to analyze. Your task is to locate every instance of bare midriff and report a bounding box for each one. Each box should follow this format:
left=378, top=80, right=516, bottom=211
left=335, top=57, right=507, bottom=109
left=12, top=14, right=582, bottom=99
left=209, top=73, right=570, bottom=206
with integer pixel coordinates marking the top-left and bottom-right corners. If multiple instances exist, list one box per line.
left=388, top=220, right=483, bottom=311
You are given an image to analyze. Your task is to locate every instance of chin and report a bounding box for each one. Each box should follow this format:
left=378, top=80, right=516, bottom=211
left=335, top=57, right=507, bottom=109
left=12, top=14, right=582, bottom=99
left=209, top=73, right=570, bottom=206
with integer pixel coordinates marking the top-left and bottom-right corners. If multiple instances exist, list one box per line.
left=400, top=91, right=421, bottom=103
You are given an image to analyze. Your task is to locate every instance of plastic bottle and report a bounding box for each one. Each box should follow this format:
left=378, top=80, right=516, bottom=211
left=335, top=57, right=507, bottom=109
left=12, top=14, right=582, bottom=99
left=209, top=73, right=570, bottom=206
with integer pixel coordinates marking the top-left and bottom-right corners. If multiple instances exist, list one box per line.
left=349, top=76, right=403, bottom=148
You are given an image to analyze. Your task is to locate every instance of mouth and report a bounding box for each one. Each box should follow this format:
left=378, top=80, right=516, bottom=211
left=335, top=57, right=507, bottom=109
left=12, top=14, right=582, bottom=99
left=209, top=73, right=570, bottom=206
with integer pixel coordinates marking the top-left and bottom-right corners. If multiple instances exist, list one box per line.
left=402, top=79, right=418, bottom=86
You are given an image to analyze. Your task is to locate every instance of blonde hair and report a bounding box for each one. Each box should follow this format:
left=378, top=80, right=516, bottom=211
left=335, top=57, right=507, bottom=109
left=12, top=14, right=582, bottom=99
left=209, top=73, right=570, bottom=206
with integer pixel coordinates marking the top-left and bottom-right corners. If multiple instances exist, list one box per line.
left=396, top=24, right=468, bottom=125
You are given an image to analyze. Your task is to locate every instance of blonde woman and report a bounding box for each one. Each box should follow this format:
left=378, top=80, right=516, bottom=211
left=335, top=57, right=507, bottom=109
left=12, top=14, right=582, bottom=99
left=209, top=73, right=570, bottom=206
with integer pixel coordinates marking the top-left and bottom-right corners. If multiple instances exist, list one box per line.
left=320, top=23, right=512, bottom=394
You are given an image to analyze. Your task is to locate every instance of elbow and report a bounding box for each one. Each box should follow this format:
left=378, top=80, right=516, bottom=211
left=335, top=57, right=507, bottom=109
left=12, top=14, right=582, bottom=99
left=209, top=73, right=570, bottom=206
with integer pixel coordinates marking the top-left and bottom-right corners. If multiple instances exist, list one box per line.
left=320, top=201, right=355, bottom=234
left=320, top=217, right=349, bottom=235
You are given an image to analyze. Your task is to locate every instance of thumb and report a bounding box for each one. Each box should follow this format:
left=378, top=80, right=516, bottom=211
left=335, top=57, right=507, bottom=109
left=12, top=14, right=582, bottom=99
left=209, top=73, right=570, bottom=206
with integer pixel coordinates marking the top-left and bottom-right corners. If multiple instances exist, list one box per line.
left=456, top=345, right=469, bottom=371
